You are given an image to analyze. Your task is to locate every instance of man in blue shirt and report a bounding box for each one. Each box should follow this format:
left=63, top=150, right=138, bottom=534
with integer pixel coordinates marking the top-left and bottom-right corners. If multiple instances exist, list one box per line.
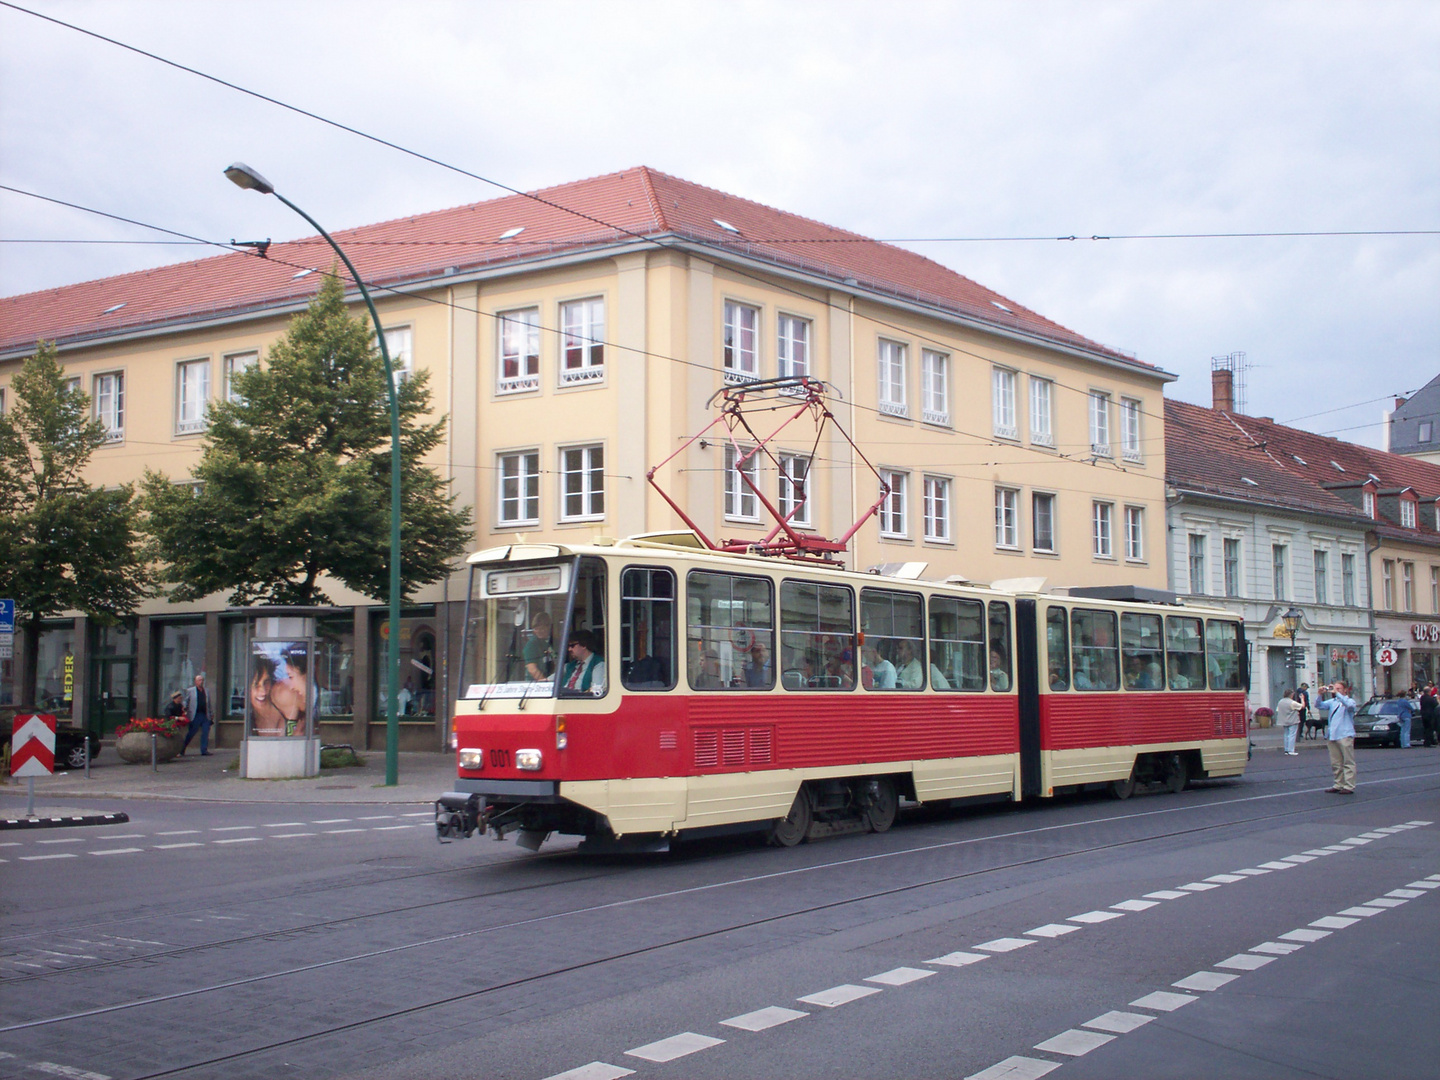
left=1322, top=680, right=1357, bottom=794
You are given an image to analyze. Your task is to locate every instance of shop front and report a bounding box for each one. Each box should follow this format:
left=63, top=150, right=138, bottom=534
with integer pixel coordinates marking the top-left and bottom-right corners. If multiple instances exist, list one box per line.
left=1378, top=616, right=1440, bottom=694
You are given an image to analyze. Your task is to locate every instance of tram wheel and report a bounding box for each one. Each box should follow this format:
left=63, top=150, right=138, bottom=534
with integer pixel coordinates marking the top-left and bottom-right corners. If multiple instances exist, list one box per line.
left=862, top=777, right=898, bottom=833
left=1164, top=754, right=1189, bottom=794
left=1110, top=769, right=1137, bottom=800
left=771, top=785, right=813, bottom=847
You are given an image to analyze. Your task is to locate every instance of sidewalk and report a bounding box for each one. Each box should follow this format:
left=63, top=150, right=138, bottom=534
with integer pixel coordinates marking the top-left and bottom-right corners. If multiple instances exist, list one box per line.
left=1248, top=723, right=1331, bottom=753
left=0, top=747, right=457, bottom=811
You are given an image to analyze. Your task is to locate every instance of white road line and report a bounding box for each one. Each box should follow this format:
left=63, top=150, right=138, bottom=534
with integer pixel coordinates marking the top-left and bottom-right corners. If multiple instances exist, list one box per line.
left=1372, top=826, right=1407, bottom=833
left=1250, top=941, right=1304, bottom=955
left=1386, top=889, right=1425, bottom=898
left=1111, top=899, right=1159, bottom=912
left=213, top=837, right=262, bottom=845
left=372, top=825, right=416, bottom=831
left=866, top=967, right=935, bottom=986
left=965, top=1055, right=1060, bottom=1080
left=1068, top=910, right=1123, bottom=924
left=324, top=828, right=365, bottom=834
left=1321, top=844, right=1352, bottom=852
left=154, top=843, right=202, bottom=850
left=1025, top=924, right=1080, bottom=938
left=1082, top=1010, right=1152, bottom=1034
left=262, top=822, right=305, bottom=828
left=20, top=853, right=76, bottom=861
left=1302, top=848, right=1337, bottom=856
left=926, top=951, right=990, bottom=967
left=1173, top=971, right=1238, bottom=991
left=36, top=838, right=83, bottom=845
left=1406, top=820, right=1433, bottom=826
left=974, top=937, right=1034, bottom=953
left=357, top=815, right=394, bottom=821
left=1131, top=990, right=1196, bottom=1011
left=1234, top=868, right=1272, bottom=876
left=721, top=1006, right=807, bottom=1032
left=1257, top=861, right=1296, bottom=871
left=93, top=834, right=143, bottom=840
left=402, top=811, right=432, bottom=817
left=89, top=848, right=142, bottom=857
left=1339, top=838, right=1371, bottom=846
left=541, top=1064, right=634, bottom=1080
left=1337, top=905, right=1385, bottom=917
left=1144, top=890, right=1189, bottom=900
left=1203, top=874, right=1246, bottom=883
left=31, top=1061, right=111, bottom=1080
left=1215, top=954, right=1274, bottom=971
left=1405, top=880, right=1440, bottom=890
left=798, top=984, right=883, bottom=1007
left=1363, top=897, right=1408, bottom=908
left=313, top=818, right=351, bottom=824
left=624, top=1033, right=723, bottom=1063
left=1279, top=928, right=1331, bottom=942
left=1311, top=915, right=1359, bottom=929
left=211, top=826, right=256, bottom=832
left=0, top=841, right=19, bottom=847
left=1177, top=881, right=1220, bottom=891
left=1280, top=854, right=1317, bottom=863
left=1035, top=1029, right=1114, bottom=1056
left=157, top=830, right=199, bottom=836
left=1428, top=873, right=1440, bottom=881
left=271, top=832, right=316, bottom=839
left=1357, top=832, right=1388, bottom=839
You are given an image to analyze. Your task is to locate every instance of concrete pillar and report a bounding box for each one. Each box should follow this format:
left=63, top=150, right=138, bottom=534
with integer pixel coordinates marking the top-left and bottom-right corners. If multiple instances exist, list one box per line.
left=70, top=616, right=89, bottom=727
left=352, top=605, right=371, bottom=748
left=134, top=615, right=152, bottom=723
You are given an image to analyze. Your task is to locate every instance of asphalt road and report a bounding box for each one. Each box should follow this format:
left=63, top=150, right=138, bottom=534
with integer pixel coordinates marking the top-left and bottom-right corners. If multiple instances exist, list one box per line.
left=2, top=748, right=1437, bottom=1080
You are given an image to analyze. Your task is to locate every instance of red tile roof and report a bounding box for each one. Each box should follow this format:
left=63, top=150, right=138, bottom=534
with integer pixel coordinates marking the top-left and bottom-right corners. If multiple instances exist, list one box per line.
left=1, top=167, right=1140, bottom=365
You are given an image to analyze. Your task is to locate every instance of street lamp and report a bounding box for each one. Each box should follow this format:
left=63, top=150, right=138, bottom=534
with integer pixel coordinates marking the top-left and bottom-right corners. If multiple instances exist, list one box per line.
left=225, top=163, right=403, bottom=786
left=1282, top=606, right=1303, bottom=691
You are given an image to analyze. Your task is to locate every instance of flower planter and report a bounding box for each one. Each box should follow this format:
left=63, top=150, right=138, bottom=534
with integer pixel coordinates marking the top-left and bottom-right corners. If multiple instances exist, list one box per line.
left=117, top=731, right=183, bottom=764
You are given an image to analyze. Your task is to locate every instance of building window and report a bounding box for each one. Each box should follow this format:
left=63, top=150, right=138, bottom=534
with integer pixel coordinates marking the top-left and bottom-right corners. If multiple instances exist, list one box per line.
left=1421, top=420, right=1434, bottom=443
left=778, top=452, right=811, bottom=527
left=1188, top=534, right=1207, bottom=594
left=382, top=325, right=413, bottom=384
left=1272, top=543, right=1288, bottom=600
left=992, top=368, right=1017, bottom=439
left=1030, top=377, right=1054, bottom=446
left=1092, top=502, right=1113, bottom=557
left=1362, top=490, right=1375, bottom=518
left=921, top=350, right=949, bottom=425
left=0, top=388, right=5, bottom=414
left=995, top=487, right=1019, bottom=549
left=560, top=298, right=605, bottom=383
left=1120, top=398, right=1142, bottom=461
left=1403, top=562, right=1416, bottom=612
left=1313, top=549, right=1329, bottom=604
left=175, top=359, right=210, bottom=434
left=1224, top=538, right=1241, bottom=597
left=63, top=375, right=81, bottom=396
left=1381, top=559, right=1394, bottom=609
left=923, top=476, right=950, bottom=542
left=560, top=444, right=604, bottom=521
left=723, top=301, right=760, bottom=382
left=498, top=450, right=540, bottom=526
left=878, top=339, right=907, bottom=417
left=1341, top=552, right=1356, bottom=606
left=879, top=470, right=908, bottom=537
left=1089, top=391, right=1111, bottom=457
left=93, top=372, right=124, bottom=442
left=224, top=351, right=257, bottom=403
left=1032, top=492, right=1055, bottom=552
left=777, top=314, right=809, bottom=381
left=498, top=307, right=540, bottom=393
left=1432, top=566, right=1439, bottom=614
left=1124, top=506, right=1144, bottom=561
left=725, top=444, right=760, bottom=522
left=1401, top=499, right=1417, bottom=529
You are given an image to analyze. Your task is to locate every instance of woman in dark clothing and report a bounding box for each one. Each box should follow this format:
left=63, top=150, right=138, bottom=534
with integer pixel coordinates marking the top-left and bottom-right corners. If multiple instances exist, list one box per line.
left=1421, top=686, right=1439, bottom=748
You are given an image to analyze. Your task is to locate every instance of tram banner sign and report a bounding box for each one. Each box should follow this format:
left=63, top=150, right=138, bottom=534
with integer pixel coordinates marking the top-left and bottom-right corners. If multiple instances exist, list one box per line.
left=1377, top=646, right=1399, bottom=668
left=10, top=714, right=56, bottom=777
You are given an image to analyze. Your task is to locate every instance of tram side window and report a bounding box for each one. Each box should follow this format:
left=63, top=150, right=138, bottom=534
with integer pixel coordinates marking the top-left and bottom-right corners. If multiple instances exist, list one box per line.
left=780, top=580, right=855, bottom=690
left=686, top=571, right=775, bottom=690
left=1165, top=616, right=1206, bottom=690
left=1121, top=611, right=1165, bottom=689
left=1071, top=608, right=1120, bottom=691
left=860, top=588, right=926, bottom=690
left=988, top=602, right=1012, bottom=692
left=928, top=596, right=986, bottom=691
left=560, top=556, right=609, bottom=697
left=1046, top=606, right=1070, bottom=691
left=1206, top=619, right=1243, bottom=690
left=621, top=567, right=676, bottom=690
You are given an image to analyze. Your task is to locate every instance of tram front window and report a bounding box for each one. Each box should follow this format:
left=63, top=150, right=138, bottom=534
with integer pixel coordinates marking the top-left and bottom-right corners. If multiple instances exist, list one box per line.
left=460, top=562, right=574, bottom=700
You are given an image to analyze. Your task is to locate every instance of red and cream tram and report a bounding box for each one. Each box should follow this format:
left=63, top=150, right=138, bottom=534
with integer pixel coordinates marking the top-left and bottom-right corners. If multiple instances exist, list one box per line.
left=436, top=532, right=1249, bottom=851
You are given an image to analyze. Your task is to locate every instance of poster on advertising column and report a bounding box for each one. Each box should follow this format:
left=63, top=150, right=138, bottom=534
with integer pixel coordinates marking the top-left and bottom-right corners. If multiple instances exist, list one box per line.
left=248, top=640, right=310, bottom=737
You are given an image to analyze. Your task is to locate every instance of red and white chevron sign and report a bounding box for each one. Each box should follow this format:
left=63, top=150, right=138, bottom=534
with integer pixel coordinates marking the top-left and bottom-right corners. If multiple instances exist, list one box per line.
left=11, top=714, right=57, bottom=777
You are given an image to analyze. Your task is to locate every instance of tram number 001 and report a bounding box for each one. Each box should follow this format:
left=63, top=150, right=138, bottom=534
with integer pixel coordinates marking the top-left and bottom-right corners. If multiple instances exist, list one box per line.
left=489, top=748, right=511, bottom=769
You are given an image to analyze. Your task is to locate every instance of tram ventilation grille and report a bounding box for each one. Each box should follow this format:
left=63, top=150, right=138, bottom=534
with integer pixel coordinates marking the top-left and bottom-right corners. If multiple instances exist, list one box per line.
left=693, top=727, right=775, bottom=769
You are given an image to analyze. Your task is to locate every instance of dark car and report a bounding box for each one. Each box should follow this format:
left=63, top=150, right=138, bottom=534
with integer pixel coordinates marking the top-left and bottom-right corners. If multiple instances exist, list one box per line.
left=1353, top=700, right=1413, bottom=747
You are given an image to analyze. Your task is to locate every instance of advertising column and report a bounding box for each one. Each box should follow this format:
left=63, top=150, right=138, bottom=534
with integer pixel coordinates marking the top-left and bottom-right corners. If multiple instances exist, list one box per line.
left=240, top=634, right=320, bottom=779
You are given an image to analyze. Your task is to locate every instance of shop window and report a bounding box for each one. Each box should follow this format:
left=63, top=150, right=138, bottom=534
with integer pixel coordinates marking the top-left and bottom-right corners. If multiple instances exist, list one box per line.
left=155, top=621, right=205, bottom=709
left=34, top=625, right=78, bottom=718
left=374, top=607, right=438, bottom=719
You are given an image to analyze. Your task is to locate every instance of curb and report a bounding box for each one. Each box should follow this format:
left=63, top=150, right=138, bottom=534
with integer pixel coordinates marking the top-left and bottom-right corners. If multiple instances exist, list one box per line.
left=0, top=811, right=131, bottom=831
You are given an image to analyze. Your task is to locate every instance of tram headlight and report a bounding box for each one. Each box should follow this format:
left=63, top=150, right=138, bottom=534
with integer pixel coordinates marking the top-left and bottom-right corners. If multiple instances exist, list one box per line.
left=458, top=747, right=485, bottom=770
left=515, top=748, right=544, bottom=771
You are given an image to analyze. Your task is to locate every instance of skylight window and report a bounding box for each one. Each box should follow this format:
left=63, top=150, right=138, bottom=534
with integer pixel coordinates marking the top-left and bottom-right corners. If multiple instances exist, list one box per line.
left=1241, top=476, right=1258, bottom=486
left=102, top=302, right=126, bottom=314
left=1291, top=454, right=1307, bottom=466
left=1330, top=460, right=1345, bottom=472
left=292, top=268, right=315, bottom=279
left=712, top=218, right=741, bottom=234
left=991, top=300, right=1014, bottom=313
left=498, top=226, right=524, bottom=240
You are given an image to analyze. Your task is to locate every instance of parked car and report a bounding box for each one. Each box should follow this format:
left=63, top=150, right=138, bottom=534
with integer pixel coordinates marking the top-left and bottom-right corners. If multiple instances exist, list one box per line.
left=0, top=718, right=101, bottom=769
left=1353, top=700, right=1413, bottom=747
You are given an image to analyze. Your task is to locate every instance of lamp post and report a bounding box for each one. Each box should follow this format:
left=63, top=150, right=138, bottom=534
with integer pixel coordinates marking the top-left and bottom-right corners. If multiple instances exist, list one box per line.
left=1282, top=606, right=1303, bottom=693
left=225, top=163, right=403, bottom=786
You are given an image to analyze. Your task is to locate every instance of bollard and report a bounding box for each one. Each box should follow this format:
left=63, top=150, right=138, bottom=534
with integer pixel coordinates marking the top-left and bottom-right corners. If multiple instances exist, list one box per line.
left=84, top=736, right=91, bottom=779
left=26, top=775, right=36, bottom=817
left=151, top=732, right=158, bottom=772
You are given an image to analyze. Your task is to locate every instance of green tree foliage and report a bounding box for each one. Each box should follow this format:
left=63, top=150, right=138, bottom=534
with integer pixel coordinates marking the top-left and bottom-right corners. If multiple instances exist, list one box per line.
left=0, top=343, right=151, bottom=707
left=142, top=273, right=471, bottom=607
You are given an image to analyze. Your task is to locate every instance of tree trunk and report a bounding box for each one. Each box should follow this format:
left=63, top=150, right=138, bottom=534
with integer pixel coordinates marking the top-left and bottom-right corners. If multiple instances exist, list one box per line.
left=18, top=614, right=40, bottom=712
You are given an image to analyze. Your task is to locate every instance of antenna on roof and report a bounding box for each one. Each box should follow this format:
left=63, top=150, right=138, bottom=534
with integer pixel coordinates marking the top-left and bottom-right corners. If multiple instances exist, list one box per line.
left=1211, top=351, right=1248, bottom=415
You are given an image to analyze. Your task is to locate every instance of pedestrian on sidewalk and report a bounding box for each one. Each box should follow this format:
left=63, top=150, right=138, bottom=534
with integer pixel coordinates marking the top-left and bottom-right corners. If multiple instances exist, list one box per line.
left=1421, top=685, right=1439, bottom=747
left=1395, top=691, right=1415, bottom=749
left=1296, top=683, right=1313, bottom=738
left=164, top=690, right=185, bottom=722
left=181, top=673, right=214, bottom=756
left=1321, top=680, right=1357, bottom=794
left=1275, top=688, right=1302, bottom=755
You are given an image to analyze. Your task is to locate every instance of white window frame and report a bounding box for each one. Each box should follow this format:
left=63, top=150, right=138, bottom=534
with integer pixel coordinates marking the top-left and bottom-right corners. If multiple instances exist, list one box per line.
left=777, top=313, right=810, bottom=382
left=1032, top=491, right=1056, bottom=552
left=724, top=444, right=761, bottom=523
left=1092, top=501, right=1114, bottom=558
left=1403, top=561, right=1415, bottom=612
left=1029, top=377, right=1054, bottom=447
left=1313, top=548, right=1329, bottom=604
left=992, top=367, right=1018, bottom=440
left=923, top=475, right=951, bottom=542
left=1362, top=489, right=1375, bottom=518
left=1120, top=397, right=1143, bottom=461
left=175, top=358, right=210, bottom=435
left=93, top=371, right=124, bottom=443
left=0, top=388, right=7, bottom=414
left=382, top=325, right=413, bottom=385
left=879, top=470, right=908, bottom=538
left=723, top=300, right=761, bottom=384
left=559, top=297, right=605, bottom=385
left=63, top=375, right=81, bottom=396
left=995, top=486, right=1019, bottom=549
left=497, top=450, right=540, bottom=527
left=1224, top=537, right=1242, bottom=597
left=223, top=351, right=257, bottom=403
left=877, top=340, right=908, bottom=418
left=921, top=350, right=949, bottom=426
left=1273, top=543, right=1289, bottom=601
left=559, top=444, right=605, bottom=522
left=497, top=307, right=541, bottom=394
left=1432, top=566, right=1440, bottom=614
left=777, top=452, right=812, bottom=528
left=1124, top=505, right=1144, bottom=561
left=1401, top=499, right=1417, bottom=529
left=1089, top=391, right=1111, bottom=457
left=1341, top=551, right=1357, bottom=606
left=1381, top=559, right=1394, bottom=609
left=1189, top=534, right=1207, bottom=594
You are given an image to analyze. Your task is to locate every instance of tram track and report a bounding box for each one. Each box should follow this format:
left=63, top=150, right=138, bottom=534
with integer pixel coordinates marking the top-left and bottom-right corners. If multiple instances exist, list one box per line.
left=6, top=766, right=1438, bottom=1080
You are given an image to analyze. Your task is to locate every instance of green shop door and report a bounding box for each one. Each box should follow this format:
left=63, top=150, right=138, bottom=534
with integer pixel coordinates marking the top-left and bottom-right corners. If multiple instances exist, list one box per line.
left=90, top=658, right=135, bottom=736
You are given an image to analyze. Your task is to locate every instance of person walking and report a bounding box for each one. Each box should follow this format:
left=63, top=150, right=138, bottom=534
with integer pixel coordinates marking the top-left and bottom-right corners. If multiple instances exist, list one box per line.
left=1395, top=692, right=1415, bottom=749
left=1322, top=680, right=1357, bottom=794
left=1275, top=689, right=1302, bottom=755
left=1421, top=685, right=1439, bottom=748
left=181, top=673, right=214, bottom=756
left=1296, top=683, right=1312, bottom=739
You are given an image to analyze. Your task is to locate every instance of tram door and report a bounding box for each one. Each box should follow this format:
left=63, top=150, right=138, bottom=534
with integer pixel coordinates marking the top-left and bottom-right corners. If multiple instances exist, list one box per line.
left=1015, top=599, right=1043, bottom=799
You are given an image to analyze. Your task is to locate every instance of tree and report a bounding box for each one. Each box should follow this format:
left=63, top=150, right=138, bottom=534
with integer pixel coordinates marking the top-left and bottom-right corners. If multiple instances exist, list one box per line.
left=142, top=272, right=471, bottom=608
left=0, top=343, right=152, bottom=709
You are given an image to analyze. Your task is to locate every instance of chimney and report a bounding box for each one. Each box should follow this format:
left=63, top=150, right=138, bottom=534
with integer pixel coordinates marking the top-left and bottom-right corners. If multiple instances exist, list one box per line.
left=1212, top=367, right=1235, bottom=413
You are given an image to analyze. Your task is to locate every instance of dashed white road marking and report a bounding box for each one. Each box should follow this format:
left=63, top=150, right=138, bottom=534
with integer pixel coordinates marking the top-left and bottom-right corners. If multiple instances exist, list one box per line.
left=1173, top=970, right=1238, bottom=991
left=213, top=837, right=262, bottom=845
left=357, top=815, right=394, bottom=821
left=975, top=937, right=1035, bottom=953
left=154, top=843, right=202, bottom=850
left=373, top=824, right=416, bottom=831
left=1257, top=861, right=1296, bottom=871
left=1250, top=941, right=1303, bottom=955
left=1280, top=927, right=1331, bottom=942
left=93, top=833, right=143, bottom=840
left=1177, top=881, right=1220, bottom=891
left=624, top=1033, right=723, bottom=1063
left=1082, top=1010, right=1153, bottom=1034
left=1235, top=868, right=1272, bottom=876
left=402, top=811, right=432, bottom=817
left=1321, top=844, right=1352, bottom=852
left=1387, top=888, right=1425, bottom=898
left=89, top=848, right=142, bottom=857
left=1204, top=873, right=1245, bottom=883
left=720, top=1006, right=807, bottom=1032
left=1339, top=838, right=1371, bottom=846
left=1215, top=953, right=1274, bottom=971
left=1405, top=880, right=1440, bottom=890
left=1025, top=923, right=1080, bottom=938
left=1131, top=990, right=1196, bottom=1011
left=37, top=838, right=82, bottom=845
left=1281, top=854, right=1316, bottom=863
left=313, top=818, right=351, bottom=824
left=1302, top=848, right=1337, bottom=856
left=271, top=832, right=316, bottom=838
left=156, top=830, right=199, bottom=836
left=324, top=828, right=365, bottom=834
left=541, top=1064, right=634, bottom=1080
left=798, top=984, right=882, bottom=1007
left=1035, top=1028, right=1114, bottom=1056
left=1144, top=889, right=1189, bottom=900
left=1337, top=905, right=1385, bottom=917
left=31, top=1060, right=111, bottom=1080
left=1069, top=910, right=1123, bottom=924
left=926, top=951, right=989, bottom=966
left=965, top=1056, right=1060, bottom=1080
left=20, top=853, right=76, bottom=861
left=1357, top=832, right=1388, bottom=840
left=866, top=966, right=935, bottom=986
left=1311, top=915, right=1359, bottom=929
left=1363, top=897, right=1408, bottom=908
left=1111, top=899, right=1158, bottom=912
left=0, top=841, right=20, bottom=847
left=211, top=825, right=255, bottom=832
left=262, top=822, right=304, bottom=828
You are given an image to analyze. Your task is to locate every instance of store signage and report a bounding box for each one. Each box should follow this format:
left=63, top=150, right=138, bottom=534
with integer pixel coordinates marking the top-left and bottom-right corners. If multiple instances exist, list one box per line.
left=1329, top=647, right=1360, bottom=664
left=63, top=653, right=74, bottom=703
left=1412, top=623, right=1440, bottom=644
left=1377, top=646, right=1399, bottom=667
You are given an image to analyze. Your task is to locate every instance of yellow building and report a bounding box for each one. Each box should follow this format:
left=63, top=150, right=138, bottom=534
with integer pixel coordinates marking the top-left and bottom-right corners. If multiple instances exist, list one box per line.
left=0, top=167, right=1172, bottom=746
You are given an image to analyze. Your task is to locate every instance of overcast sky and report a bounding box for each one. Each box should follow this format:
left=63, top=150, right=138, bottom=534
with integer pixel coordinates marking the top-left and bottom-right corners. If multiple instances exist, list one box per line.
left=2, top=0, right=1436, bottom=446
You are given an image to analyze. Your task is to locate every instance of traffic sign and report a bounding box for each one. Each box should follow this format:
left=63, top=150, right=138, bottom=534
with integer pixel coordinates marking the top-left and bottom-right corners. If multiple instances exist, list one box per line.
left=0, top=598, right=14, bottom=633
left=11, top=714, right=57, bottom=778
left=1376, top=645, right=1399, bottom=667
